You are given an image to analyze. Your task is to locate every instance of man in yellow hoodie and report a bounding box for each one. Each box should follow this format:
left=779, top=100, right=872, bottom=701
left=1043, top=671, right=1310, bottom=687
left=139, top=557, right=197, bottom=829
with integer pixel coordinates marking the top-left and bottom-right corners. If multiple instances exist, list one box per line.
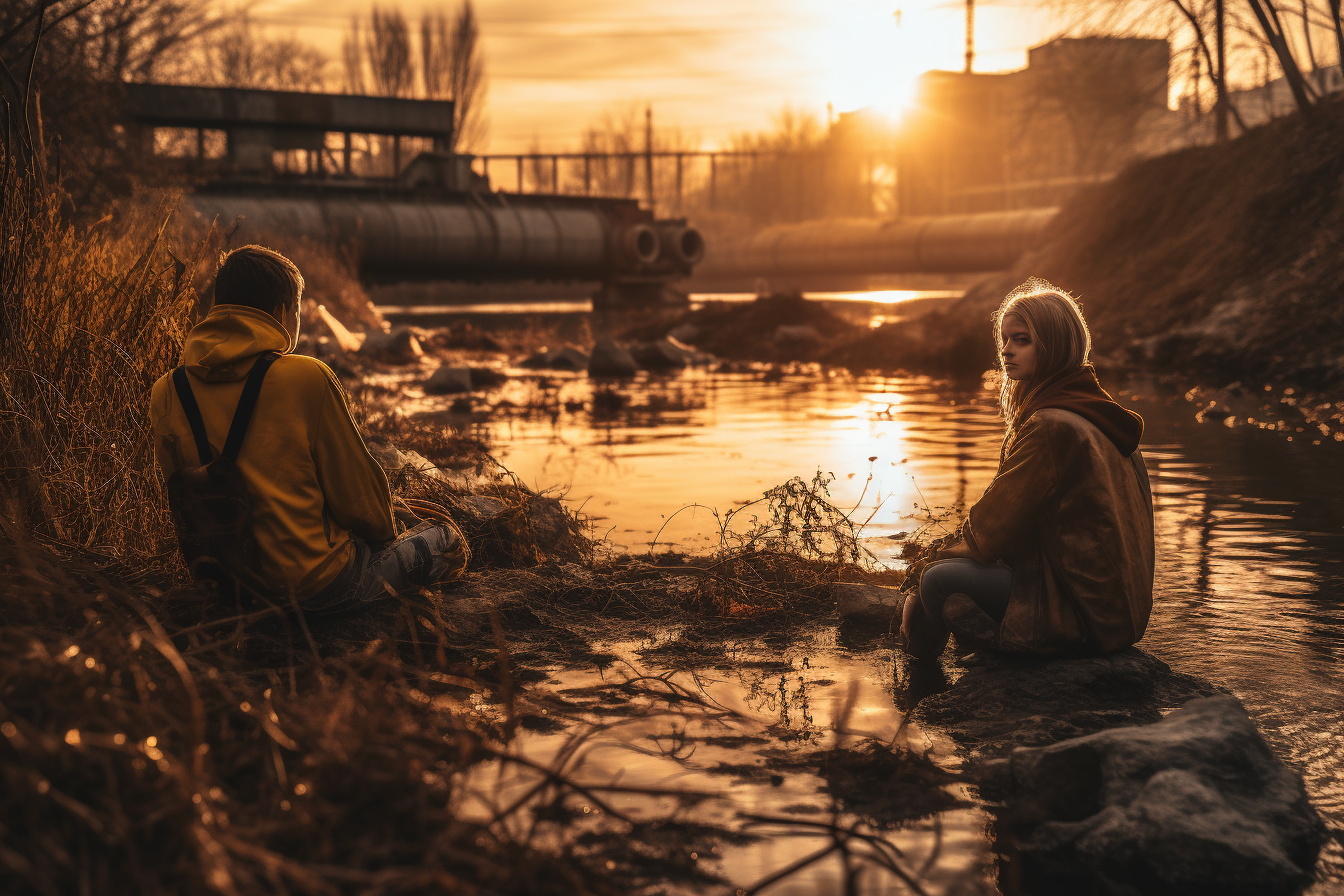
left=150, top=245, right=462, bottom=613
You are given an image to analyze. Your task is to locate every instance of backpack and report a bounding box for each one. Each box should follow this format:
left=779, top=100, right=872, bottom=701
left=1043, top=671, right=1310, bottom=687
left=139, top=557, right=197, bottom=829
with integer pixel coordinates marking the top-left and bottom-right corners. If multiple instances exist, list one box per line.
left=166, top=352, right=279, bottom=603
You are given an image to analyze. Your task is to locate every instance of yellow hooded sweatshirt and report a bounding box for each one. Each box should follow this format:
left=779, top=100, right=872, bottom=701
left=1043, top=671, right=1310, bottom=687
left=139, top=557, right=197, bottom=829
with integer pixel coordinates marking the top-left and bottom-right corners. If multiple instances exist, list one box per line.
left=150, top=305, right=395, bottom=598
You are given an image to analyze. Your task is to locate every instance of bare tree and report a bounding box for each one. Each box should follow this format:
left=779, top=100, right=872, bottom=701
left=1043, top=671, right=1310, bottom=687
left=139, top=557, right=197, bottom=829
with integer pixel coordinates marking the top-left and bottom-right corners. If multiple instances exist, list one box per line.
left=343, top=2, right=487, bottom=149
left=342, top=15, right=365, bottom=94
left=445, top=1, right=486, bottom=151
left=579, top=103, right=644, bottom=196
left=363, top=5, right=413, bottom=98
left=207, top=13, right=328, bottom=92
left=0, top=0, right=228, bottom=211
left=1245, top=0, right=1316, bottom=110
left=420, top=10, right=448, bottom=98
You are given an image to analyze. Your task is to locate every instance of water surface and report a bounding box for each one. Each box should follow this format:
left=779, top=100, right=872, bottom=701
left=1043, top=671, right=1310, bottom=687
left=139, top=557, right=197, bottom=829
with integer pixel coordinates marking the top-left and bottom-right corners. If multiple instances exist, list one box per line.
left=437, top=363, right=1344, bottom=893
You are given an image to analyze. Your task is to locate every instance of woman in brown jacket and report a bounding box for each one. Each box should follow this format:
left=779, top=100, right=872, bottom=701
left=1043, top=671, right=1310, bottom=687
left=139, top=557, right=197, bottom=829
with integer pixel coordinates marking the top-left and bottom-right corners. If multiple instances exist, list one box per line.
left=900, top=281, right=1155, bottom=658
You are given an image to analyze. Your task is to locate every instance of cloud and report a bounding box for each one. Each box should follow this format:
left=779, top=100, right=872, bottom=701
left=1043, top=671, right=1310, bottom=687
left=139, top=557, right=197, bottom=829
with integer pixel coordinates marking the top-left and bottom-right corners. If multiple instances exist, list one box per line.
left=252, top=0, right=1051, bottom=151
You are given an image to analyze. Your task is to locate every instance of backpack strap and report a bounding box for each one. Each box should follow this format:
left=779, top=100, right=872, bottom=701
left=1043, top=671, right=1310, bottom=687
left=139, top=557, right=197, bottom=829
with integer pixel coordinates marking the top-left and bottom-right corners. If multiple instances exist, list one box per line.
left=172, top=367, right=214, bottom=465
left=220, top=351, right=280, bottom=463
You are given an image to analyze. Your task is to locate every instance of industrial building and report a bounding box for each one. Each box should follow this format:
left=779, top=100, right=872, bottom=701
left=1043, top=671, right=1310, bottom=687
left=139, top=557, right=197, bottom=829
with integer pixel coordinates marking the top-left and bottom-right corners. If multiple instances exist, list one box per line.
left=896, top=37, right=1172, bottom=214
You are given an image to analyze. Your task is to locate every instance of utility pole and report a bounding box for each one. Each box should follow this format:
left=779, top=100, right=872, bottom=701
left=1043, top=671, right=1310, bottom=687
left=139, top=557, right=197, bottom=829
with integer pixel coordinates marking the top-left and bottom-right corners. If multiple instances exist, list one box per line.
left=965, top=0, right=975, bottom=73
left=1216, top=0, right=1228, bottom=140
left=644, top=105, right=655, bottom=209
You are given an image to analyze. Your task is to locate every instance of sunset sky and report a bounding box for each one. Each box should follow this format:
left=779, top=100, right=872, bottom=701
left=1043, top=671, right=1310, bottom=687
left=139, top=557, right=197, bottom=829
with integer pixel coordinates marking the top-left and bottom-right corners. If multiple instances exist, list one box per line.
left=250, top=0, right=1065, bottom=153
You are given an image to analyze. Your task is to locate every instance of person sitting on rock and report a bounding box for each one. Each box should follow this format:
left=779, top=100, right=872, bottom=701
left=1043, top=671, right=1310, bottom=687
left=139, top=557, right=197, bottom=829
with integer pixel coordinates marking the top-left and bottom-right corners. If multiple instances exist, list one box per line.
left=901, top=279, right=1154, bottom=657
left=150, top=245, right=465, bottom=614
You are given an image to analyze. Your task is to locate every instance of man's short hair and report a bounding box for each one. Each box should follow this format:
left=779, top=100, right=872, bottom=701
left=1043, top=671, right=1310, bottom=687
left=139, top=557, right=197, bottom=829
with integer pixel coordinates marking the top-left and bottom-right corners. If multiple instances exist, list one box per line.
left=214, top=245, right=304, bottom=315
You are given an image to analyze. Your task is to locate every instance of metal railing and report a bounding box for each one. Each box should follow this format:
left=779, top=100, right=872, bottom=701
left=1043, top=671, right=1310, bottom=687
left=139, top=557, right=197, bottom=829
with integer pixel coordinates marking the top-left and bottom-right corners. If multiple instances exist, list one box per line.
left=472, top=150, right=800, bottom=211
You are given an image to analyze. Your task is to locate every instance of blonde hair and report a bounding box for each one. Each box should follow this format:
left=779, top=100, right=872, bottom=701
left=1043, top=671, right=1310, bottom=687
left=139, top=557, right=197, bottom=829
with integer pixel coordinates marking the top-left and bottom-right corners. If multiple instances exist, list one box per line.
left=994, top=278, right=1091, bottom=445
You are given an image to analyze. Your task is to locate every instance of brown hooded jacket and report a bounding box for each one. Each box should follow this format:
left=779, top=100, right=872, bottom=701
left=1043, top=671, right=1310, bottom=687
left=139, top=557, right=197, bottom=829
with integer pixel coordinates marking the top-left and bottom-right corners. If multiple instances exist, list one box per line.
left=963, top=366, right=1154, bottom=653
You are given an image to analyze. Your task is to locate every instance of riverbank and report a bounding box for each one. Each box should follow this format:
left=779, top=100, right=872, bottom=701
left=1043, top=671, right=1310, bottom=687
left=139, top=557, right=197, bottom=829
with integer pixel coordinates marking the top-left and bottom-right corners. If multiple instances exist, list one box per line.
left=7, top=309, right=1337, bottom=892
left=6, top=400, right=1329, bottom=894
left=824, top=97, right=1344, bottom=437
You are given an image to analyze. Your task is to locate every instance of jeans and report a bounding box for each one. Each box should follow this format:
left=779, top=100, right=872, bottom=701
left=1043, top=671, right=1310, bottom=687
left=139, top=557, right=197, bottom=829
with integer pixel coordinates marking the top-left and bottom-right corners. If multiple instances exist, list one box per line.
left=919, top=558, right=1013, bottom=625
left=304, top=522, right=465, bottom=617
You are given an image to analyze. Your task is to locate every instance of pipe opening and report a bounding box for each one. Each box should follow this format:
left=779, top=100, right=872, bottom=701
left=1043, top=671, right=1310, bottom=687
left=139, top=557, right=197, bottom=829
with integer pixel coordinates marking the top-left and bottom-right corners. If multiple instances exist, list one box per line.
left=625, top=225, right=660, bottom=265
left=678, top=229, right=705, bottom=265
left=635, top=228, right=658, bottom=261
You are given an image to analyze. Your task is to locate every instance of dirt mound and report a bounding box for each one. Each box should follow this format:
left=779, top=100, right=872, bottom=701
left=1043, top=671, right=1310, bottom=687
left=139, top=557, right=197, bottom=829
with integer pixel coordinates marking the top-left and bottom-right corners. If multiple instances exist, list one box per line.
left=639, top=293, right=865, bottom=363
left=835, top=97, right=1344, bottom=395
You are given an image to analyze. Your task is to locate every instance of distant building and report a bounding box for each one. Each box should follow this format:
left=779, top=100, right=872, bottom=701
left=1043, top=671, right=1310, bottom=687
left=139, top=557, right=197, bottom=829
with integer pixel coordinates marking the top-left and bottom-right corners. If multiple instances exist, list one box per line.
left=1220, top=64, right=1344, bottom=128
left=896, top=37, right=1171, bottom=214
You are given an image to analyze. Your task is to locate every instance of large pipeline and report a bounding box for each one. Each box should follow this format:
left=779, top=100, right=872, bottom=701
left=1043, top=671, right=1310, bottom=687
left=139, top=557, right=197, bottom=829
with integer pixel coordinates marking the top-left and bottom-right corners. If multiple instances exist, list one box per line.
left=189, top=190, right=699, bottom=285
left=695, top=208, right=1058, bottom=278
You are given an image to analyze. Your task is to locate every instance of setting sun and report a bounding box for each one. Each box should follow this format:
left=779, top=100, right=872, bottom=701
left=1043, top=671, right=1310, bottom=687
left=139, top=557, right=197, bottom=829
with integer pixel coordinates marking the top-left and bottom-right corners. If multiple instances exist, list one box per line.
left=806, top=1, right=944, bottom=121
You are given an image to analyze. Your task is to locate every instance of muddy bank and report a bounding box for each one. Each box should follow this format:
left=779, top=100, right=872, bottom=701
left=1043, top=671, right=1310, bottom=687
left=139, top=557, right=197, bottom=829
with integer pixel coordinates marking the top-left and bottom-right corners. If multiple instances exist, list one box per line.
left=4, top=395, right=1330, bottom=893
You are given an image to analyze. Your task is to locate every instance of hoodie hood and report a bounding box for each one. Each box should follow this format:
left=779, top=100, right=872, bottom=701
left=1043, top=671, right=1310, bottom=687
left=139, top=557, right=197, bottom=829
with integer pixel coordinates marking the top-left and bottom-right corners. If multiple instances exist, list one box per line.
left=1024, top=365, right=1144, bottom=457
left=182, top=305, right=294, bottom=382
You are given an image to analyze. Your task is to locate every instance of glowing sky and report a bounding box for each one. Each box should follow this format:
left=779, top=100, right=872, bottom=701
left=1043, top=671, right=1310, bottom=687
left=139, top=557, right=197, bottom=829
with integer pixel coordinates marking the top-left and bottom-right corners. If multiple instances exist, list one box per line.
left=250, top=0, right=1061, bottom=152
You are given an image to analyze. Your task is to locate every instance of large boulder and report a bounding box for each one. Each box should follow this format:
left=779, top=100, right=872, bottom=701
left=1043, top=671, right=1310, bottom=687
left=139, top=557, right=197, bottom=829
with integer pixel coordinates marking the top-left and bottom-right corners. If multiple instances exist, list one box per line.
left=587, top=339, right=638, bottom=377
left=469, top=366, right=509, bottom=388
left=360, top=327, right=423, bottom=365
left=520, top=345, right=589, bottom=371
left=631, top=338, right=693, bottom=370
left=911, top=648, right=1221, bottom=764
left=667, top=323, right=699, bottom=344
left=834, top=582, right=904, bottom=627
left=1007, top=695, right=1323, bottom=895
left=424, top=366, right=473, bottom=395
left=423, top=365, right=506, bottom=395
left=773, top=323, right=822, bottom=347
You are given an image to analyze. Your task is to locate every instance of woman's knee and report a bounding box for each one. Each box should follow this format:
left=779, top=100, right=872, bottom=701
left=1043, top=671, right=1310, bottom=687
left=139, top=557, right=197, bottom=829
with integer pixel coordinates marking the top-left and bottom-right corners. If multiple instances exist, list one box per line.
left=919, top=560, right=958, bottom=616
left=920, top=559, right=971, bottom=603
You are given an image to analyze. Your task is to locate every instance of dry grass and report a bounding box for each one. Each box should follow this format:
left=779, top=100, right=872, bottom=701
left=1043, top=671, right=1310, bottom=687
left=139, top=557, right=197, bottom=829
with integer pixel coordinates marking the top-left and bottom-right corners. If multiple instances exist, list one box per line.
left=0, top=163, right=204, bottom=571
left=0, top=139, right=970, bottom=894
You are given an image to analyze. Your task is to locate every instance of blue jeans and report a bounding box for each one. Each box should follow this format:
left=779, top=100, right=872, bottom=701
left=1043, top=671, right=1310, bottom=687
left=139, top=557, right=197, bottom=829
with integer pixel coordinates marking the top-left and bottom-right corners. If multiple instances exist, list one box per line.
left=919, top=559, right=1013, bottom=625
left=304, top=522, right=465, bottom=616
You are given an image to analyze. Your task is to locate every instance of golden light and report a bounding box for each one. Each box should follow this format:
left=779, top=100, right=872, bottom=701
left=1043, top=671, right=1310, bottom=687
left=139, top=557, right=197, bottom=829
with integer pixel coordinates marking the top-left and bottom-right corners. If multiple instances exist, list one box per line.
left=806, top=0, right=966, bottom=123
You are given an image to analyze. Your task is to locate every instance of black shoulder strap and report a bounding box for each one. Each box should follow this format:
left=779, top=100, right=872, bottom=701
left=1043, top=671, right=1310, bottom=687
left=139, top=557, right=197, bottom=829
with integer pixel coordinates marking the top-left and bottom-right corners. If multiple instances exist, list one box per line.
left=221, top=351, right=280, bottom=463
left=172, top=367, right=214, bottom=465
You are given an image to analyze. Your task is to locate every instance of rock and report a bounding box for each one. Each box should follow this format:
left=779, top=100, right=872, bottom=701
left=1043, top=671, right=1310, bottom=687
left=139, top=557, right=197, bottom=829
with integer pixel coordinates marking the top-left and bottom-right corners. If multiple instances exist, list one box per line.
left=631, top=337, right=693, bottom=370
left=421, top=365, right=507, bottom=395
left=773, top=324, right=822, bottom=346
left=520, top=346, right=589, bottom=371
left=365, top=440, right=402, bottom=472
left=361, top=327, right=423, bottom=365
left=1008, top=695, right=1324, bottom=896
left=424, top=366, right=474, bottom=395
left=367, top=441, right=449, bottom=482
left=587, top=339, right=638, bottom=377
left=469, top=366, right=509, bottom=388
left=457, top=494, right=508, bottom=521
left=834, top=582, right=904, bottom=627
left=312, top=304, right=364, bottom=353
left=667, top=323, right=699, bottom=344
left=525, top=497, right=574, bottom=550
left=911, top=648, right=1222, bottom=764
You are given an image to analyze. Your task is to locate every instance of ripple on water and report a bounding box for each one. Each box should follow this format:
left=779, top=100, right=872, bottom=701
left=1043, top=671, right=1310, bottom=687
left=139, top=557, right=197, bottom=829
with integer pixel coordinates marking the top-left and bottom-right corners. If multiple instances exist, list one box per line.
left=413, top=370, right=1344, bottom=891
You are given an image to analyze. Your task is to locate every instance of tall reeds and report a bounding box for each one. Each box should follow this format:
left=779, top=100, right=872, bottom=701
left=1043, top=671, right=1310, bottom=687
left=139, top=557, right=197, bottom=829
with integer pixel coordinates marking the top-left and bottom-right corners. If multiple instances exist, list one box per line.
left=0, top=147, right=205, bottom=569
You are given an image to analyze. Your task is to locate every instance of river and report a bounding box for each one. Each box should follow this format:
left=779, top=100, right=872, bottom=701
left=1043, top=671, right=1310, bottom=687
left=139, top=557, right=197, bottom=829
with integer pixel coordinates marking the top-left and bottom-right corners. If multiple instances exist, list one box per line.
left=387, top=295, right=1344, bottom=893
